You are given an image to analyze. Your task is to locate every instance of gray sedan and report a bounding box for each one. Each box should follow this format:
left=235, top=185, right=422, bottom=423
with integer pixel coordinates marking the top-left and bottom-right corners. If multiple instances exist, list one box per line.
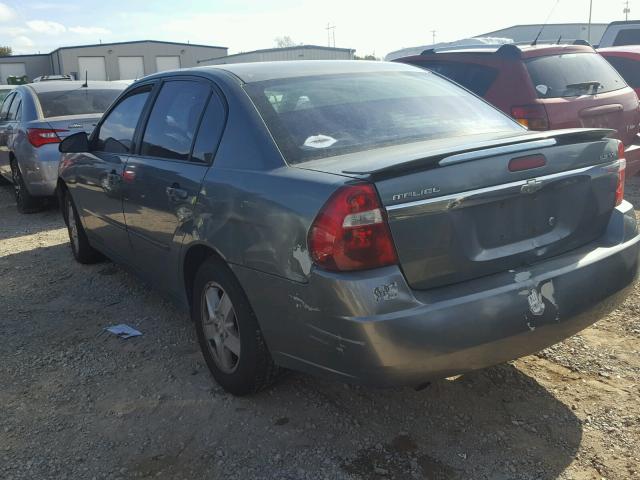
left=57, top=61, right=639, bottom=395
left=0, top=81, right=126, bottom=212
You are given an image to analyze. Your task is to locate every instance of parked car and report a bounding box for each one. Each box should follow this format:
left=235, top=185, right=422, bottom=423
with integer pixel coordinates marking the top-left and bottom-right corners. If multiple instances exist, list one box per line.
left=395, top=44, right=640, bottom=175
left=599, top=46, right=640, bottom=98
left=57, top=61, right=639, bottom=395
left=598, top=20, right=640, bottom=48
left=0, top=81, right=127, bottom=212
left=0, top=84, right=14, bottom=104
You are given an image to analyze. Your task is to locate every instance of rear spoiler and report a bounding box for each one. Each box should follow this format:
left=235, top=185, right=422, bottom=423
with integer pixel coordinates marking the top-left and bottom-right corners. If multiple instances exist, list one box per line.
left=343, top=128, right=614, bottom=176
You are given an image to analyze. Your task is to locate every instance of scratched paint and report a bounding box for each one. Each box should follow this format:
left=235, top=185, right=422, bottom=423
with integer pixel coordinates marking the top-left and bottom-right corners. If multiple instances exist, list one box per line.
left=292, top=244, right=312, bottom=276
left=289, top=294, right=320, bottom=312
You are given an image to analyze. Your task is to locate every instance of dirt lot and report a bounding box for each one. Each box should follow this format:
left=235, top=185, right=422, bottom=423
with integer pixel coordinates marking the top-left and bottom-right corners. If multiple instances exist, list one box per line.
left=1, top=177, right=640, bottom=480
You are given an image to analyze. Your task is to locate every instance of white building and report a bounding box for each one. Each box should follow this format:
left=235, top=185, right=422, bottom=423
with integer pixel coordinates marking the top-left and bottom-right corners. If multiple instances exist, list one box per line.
left=198, top=45, right=355, bottom=65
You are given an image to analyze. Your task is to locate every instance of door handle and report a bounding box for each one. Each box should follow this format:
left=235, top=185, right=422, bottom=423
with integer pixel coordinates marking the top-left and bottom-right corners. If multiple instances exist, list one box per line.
left=166, top=183, right=188, bottom=201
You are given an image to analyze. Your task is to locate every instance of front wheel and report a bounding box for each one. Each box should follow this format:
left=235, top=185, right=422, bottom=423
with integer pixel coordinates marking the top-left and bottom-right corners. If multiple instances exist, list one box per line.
left=193, top=258, right=280, bottom=395
left=64, top=191, right=102, bottom=264
left=11, top=161, right=43, bottom=213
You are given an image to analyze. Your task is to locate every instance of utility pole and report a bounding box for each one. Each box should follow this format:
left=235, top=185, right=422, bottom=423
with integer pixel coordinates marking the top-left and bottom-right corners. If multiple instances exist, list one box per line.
left=587, top=0, right=593, bottom=43
left=431, top=30, right=437, bottom=45
left=326, top=23, right=336, bottom=47
left=624, top=0, right=631, bottom=21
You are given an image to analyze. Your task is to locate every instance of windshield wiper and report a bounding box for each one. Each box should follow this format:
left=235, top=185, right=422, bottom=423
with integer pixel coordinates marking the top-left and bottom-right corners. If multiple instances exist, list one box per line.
left=565, top=81, right=602, bottom=93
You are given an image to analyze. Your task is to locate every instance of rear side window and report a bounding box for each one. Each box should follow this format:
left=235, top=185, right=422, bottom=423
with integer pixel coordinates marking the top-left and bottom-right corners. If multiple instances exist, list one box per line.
left=604, top=55, right=640, bottom=88
left=191, top=92, right=226, bottom=163
left=95, top=87, right=150, bottom=153
left=0, top=93, right=14, bottom=120
left=525, top=53, right=626, bottom=98
left=410, top=60, right=498, bottom=96
left=7, top=95, right=20, bottom=121
left=613, top=29, right=640, bottom=46
left=37, top=88, right=122, bottom=118
left=140, top=80, right=210, bottom=161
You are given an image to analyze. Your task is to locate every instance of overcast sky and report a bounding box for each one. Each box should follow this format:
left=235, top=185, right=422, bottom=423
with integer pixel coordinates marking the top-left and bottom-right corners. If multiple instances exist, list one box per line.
left=0, top=0, right=634, bottom=57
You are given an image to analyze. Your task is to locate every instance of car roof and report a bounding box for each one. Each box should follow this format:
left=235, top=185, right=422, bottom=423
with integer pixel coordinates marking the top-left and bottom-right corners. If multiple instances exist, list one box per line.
left=24, top=80, right=126, bottom=93
left=402, top=43, right=595, bottom=61
left=188, top=60, right=420, bottom=83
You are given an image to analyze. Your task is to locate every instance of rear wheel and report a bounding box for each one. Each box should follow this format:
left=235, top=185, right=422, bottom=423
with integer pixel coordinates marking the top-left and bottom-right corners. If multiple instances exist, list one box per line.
left=64, top=191, right=102, bottom=264
left=11, top=161, right=43, bottom=213
left=193, top=258, right=280, bottom=395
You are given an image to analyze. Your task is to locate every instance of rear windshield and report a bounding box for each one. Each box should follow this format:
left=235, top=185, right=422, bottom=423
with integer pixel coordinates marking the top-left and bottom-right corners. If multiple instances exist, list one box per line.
left=245, top=71, right=522, bottom=164
left=525, top=53, right=626, bottom=98
left=37, top=88, right=122, bottom=118
left=409, top=61, right=498, bottom=96
left=604, top=55, right=640, bottom=88
left=613, top=29, right=640, bottom=46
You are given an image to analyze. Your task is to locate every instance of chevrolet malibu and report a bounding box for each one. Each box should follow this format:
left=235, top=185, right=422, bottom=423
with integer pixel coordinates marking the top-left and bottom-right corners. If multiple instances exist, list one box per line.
left=57, top=61, right=639, bottom=395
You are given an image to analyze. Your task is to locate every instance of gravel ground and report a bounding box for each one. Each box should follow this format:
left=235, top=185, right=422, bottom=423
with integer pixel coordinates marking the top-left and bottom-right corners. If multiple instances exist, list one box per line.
left=1, top=177, right=640, bottom=480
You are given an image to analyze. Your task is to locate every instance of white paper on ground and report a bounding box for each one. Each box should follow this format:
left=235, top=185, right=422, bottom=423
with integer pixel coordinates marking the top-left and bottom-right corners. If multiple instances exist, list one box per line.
left=106, top=324, right=143, bottom=339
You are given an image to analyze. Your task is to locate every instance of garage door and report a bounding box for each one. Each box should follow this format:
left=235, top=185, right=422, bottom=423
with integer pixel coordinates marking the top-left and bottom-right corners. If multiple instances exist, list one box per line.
left=78, top=57, right=107, bottom=81
left=0, top=63, right=26, bottom=84
left=156, top=56, right=180, bottom=72
left=118, top=56, right=144, bottom=80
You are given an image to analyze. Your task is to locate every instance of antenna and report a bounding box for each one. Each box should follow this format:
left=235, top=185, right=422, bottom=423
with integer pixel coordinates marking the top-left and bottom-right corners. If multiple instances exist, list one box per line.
left=556, top=35, right=562, bottom=44
left=82, top=70, right=88, bottom=88
left=531, top=0, right=561, bottom=45
left=431, top=30, right=437, bottom=45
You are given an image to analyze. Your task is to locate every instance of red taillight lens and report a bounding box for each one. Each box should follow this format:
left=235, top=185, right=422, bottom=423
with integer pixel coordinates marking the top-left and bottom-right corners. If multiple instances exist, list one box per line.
left=511, top=104, right=549, bottom=130
left=308, top=183, right=398, bottom=272
left=616, top=141, right=626, bottom=206
left=27, top=128, right=67, bottom=148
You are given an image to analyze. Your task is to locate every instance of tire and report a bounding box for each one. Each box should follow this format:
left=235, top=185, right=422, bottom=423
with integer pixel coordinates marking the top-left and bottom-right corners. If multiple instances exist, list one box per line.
left=192, top=257, right=280, bottom=395
left=11, top=160, right=43, bottom=214
left=64, top=191, right=103, bottom=264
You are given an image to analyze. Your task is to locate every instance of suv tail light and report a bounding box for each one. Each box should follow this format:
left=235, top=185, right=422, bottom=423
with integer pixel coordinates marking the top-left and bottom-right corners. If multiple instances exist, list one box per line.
left=511, top=105, right=549, bottom=130
left=27, top=128, right=67, bottom=148
left=616, top=141, right=626, bottom=206
left=308, top=183, right=398, bottom=272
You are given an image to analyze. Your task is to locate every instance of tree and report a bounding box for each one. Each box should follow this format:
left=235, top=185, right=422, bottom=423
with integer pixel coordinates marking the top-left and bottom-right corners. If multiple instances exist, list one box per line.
left=274, top=36, right=296, bottom=48
left=0, top=46, right=12, bottom=56
left=354, top=54, right=380, bottom=61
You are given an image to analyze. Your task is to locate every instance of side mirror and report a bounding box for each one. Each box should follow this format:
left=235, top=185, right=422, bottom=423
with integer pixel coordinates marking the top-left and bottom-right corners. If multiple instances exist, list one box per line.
left=59, top=131, right=89, bottom=153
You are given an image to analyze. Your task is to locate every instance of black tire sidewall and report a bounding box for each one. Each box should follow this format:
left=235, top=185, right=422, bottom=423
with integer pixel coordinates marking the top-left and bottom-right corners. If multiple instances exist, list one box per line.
left=12, top=162, right=40, bottom=214
left=192, top=258, right=271, bottom=395
left=65, top=191, right=100, bottom=264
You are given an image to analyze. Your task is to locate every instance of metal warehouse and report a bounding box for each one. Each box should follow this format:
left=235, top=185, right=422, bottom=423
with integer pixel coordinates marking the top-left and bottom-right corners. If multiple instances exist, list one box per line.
left=0, top=40, right=228, bottom=84
left=197, top=45, right=355, bottom=65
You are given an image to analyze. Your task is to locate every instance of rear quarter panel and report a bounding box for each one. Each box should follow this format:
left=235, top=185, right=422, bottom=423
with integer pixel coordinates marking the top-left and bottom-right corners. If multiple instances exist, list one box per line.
left=177, top=72, right=347, bottom=297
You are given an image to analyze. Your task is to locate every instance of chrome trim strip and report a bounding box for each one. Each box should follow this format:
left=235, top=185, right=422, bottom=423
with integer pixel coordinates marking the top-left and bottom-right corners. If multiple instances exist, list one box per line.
left=386, top=165, right=599, bottom=217
left=438, top=138, right=557, bottom=167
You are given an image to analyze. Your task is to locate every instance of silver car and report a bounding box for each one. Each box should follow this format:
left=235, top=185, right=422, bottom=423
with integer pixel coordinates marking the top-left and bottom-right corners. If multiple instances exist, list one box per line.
left=0, top=81, right=126, bottom=212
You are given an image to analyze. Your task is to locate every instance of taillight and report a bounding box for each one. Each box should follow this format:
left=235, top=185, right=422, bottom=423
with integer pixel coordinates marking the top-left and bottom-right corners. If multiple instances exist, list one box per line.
left=511, top=105, right=549, bottom=130
left=616, top=141, right=626, bottom=206
left=27, top=128, right=67, bottom=148
left=308, top=183, right=398, bottom=272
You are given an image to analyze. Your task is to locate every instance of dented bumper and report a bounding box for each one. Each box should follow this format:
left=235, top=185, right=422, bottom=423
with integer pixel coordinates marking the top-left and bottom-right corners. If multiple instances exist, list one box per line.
left=232, top=201, right=640, bottom=387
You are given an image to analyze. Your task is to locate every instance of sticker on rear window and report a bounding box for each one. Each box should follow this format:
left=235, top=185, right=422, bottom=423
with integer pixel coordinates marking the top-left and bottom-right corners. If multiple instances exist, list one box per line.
left=303, top=134, right=337, bottom=149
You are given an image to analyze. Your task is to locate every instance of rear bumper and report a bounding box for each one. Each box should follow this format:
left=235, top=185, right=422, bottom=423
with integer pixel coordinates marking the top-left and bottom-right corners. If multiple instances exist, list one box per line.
left=18, top=144, right=59, bottom=197
left=234, top=201, right=640, bottom=387
left=625, top=138, right=640, bottom=176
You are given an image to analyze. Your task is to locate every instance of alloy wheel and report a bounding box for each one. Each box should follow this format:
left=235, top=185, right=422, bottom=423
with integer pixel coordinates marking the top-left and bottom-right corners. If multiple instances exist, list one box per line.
left=67, top=200, right=79, bottom=252
left=201, top=282, right=241, bottom=373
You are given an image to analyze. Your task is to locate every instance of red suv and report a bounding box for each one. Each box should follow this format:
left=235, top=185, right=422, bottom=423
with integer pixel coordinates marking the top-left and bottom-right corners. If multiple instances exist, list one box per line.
left=599, top=46, right=640, bottom=99
left=396, top=44, right=640, bottom=174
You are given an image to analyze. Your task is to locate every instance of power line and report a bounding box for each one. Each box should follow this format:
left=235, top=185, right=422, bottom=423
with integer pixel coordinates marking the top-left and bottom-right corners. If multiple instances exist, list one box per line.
left=326, top=23, right=336, bottom=47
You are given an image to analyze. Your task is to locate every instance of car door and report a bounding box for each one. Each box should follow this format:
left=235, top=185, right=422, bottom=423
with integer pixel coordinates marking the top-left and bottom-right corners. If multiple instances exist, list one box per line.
left=122, top=78, right=225, bottom=294
left=70, top=84, right=153, bottom=261
left=0, top=92, right=15, bottom=178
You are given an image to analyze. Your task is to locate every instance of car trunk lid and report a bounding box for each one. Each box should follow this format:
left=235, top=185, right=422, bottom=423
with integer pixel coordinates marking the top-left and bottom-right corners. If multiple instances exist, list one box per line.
left=299, top=129, right=621, bottom=290
left=42, top=113, right=102, bottom=139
